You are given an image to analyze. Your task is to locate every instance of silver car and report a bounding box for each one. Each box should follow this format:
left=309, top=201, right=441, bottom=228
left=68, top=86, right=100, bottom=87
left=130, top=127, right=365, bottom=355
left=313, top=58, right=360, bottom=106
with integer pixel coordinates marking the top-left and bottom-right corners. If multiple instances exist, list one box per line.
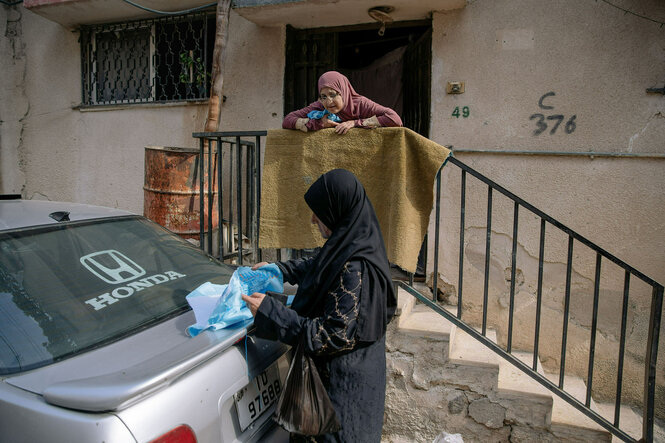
left=0, top=197, right=290, bottom=442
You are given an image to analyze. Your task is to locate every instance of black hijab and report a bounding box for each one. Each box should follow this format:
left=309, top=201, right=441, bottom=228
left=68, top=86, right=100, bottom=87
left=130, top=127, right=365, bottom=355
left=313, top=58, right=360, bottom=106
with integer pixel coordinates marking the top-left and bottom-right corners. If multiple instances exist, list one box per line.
left=291, top=169, right=396, bottom=342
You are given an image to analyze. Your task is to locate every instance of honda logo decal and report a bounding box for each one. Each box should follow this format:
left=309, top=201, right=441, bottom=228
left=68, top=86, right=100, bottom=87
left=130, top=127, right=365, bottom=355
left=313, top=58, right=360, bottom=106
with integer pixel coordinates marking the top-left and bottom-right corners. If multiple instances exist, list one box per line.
left=80, top=250, right=146, bottom=284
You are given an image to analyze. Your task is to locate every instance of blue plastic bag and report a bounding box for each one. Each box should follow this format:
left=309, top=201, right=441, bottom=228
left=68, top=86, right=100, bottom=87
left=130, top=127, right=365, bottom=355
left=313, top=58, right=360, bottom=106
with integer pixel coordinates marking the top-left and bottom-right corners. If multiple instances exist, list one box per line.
left=186, top=264, right=283, bottom=337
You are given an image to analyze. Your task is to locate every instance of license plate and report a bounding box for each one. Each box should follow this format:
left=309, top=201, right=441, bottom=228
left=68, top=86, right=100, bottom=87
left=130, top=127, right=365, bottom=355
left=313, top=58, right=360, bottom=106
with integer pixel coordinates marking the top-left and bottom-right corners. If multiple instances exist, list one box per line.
left=234, top=363, right=282, bottom=431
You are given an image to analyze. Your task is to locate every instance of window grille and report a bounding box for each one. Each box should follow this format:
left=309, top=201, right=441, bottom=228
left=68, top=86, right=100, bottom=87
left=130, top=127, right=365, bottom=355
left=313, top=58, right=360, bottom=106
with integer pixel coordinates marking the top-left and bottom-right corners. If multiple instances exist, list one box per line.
left=80, top=12, right=215, bottom=106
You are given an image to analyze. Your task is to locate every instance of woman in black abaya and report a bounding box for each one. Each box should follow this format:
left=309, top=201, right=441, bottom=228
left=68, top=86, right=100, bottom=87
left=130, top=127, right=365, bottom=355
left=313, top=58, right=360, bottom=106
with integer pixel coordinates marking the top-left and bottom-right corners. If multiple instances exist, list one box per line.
left=242, top=169, right=396, bottom=442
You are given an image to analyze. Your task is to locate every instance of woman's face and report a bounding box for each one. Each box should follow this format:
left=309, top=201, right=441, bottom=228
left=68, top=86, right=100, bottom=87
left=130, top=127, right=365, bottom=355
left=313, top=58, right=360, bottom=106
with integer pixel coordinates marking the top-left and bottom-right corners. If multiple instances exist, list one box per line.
left=318, top=87, right=344, bottom=114
left=311, top=212, right=332, bottom=239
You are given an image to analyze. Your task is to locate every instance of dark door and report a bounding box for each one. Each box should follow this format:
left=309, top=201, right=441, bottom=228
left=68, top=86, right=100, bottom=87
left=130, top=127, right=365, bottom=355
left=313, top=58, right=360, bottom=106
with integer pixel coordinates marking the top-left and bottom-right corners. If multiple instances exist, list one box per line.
left=284, top=26, right=338, bottom=114
left=402, top=28, right=432, bottom=137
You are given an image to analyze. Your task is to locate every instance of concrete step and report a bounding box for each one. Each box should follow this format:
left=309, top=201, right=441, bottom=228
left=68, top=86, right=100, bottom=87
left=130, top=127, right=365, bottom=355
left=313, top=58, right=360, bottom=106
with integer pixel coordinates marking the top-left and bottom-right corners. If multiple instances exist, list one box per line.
left=594, top=403, right=665, bottom=443
left=445, top=325, right=500, bottom=394
left=591, top=401, right=665, bottom=443
left=395, top=285, right=416, bottom=323
left=448, top=325, right=499, bottom=369
left=496, top=351, right=553, bottom=429
left=399, top=304, right=455, bottom=339
left=593, top=402, right=641, bottom=442
left=543, top=372, right=611, bottom=442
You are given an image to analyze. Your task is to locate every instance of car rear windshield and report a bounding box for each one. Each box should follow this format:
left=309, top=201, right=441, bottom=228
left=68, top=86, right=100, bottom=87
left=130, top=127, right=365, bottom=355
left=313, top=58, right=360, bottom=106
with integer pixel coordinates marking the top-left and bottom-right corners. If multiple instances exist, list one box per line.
left=0, top=216, right=234, bottom=375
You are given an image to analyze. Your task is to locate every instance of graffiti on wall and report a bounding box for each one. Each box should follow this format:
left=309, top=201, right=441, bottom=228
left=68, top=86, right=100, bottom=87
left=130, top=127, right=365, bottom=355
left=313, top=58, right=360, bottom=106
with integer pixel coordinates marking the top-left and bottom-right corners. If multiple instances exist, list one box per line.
left=529, top=92, right=576, bottom=136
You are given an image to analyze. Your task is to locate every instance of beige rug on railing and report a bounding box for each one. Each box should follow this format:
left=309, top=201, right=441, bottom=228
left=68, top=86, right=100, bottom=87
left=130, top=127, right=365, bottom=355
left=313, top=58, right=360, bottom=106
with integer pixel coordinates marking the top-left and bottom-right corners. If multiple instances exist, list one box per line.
left=259, top=127, right=451, bottom=273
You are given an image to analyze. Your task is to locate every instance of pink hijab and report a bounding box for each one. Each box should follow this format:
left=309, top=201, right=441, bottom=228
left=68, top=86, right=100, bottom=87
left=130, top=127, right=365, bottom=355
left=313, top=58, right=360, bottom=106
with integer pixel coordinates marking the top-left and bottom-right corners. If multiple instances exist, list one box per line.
left=317, top=71, right=363, bottom=120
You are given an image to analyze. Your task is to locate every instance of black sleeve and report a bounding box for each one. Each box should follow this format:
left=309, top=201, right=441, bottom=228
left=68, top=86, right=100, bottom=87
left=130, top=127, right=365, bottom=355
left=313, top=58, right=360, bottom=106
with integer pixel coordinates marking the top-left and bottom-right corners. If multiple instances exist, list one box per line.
left=275, top=256, right=315, bottom=285
left=254, top=260, right=362, bottom=356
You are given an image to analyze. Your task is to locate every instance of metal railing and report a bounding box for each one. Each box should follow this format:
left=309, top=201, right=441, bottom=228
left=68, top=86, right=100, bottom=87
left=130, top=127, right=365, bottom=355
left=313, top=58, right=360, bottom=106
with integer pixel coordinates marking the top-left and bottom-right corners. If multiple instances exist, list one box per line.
left=403, top=155, right=662, bottom=442
left=192, top=131, right=267, bottom=265
left=192, top=130, right=662, bottom=441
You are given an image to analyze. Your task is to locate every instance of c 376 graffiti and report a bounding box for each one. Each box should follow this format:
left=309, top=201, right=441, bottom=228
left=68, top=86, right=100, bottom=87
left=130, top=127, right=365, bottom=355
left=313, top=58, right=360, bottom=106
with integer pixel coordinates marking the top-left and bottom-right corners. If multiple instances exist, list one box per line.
left=530, top=91, right=577, bottom=136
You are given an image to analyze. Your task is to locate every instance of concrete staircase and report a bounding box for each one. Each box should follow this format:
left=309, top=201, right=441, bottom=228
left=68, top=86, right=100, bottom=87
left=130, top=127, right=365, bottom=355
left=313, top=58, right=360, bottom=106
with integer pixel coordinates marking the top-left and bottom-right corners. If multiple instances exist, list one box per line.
left=383, top=285, right=658, bottom=442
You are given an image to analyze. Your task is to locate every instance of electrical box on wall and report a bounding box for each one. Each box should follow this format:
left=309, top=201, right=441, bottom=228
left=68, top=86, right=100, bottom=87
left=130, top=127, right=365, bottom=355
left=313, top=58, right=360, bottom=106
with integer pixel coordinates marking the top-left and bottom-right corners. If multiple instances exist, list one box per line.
left=446, top=81, right=465, bottom=94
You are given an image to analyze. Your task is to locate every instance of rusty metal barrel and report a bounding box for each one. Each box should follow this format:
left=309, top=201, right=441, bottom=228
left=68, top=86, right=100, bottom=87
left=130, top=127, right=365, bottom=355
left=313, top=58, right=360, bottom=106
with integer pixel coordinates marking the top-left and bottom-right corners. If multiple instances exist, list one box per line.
left=143, top=146, right=218, bottom=242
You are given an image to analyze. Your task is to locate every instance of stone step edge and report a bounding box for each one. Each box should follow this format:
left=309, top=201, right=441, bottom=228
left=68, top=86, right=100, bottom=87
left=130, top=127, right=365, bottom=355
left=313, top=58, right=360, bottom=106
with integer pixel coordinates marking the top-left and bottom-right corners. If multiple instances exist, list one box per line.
left=593, top=402, right=649, bottom=442
left=544, top=371, right=609, bottom=434
left=395, top=286, right=416, bottom=324
left=497, top=351, right=552, bottom=401
left=448, top=324, right=500, bottom=369
left=398, top=306, right=455, bottom=338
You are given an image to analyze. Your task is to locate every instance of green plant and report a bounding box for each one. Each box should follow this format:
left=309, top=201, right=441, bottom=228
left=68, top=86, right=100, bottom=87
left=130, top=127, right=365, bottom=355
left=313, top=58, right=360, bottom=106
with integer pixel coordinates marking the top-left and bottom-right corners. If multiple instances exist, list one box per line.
left=179, top=50, right=210, bottom=87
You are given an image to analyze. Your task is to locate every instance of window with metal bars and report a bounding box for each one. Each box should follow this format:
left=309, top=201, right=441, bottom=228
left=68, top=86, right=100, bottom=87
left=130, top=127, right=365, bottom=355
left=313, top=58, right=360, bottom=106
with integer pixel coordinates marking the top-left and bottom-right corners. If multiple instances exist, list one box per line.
left=80, top=12, right=215, bottom=106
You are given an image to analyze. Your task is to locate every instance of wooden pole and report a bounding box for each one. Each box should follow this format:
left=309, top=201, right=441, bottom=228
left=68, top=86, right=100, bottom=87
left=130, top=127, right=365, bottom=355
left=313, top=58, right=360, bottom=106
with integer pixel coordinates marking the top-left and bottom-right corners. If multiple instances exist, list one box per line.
left=204, top=0, right=232, bottom=134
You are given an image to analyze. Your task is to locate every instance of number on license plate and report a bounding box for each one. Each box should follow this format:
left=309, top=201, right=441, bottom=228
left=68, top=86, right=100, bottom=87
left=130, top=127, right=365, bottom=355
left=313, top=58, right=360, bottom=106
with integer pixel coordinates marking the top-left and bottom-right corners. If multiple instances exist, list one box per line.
left=234, top=363, right=282, bottom=431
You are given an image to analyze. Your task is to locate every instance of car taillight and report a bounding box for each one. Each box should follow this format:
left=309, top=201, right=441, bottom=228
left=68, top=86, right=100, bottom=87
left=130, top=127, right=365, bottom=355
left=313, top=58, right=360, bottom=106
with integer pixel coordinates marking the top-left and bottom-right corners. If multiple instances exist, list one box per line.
left=149, top=425, right=197, bottom=443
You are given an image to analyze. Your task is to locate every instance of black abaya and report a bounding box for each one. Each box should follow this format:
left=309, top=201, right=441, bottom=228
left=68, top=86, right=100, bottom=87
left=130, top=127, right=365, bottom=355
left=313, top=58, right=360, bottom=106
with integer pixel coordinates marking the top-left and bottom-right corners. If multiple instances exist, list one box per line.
left=253, top=169, right=395, bottom=442
left=256, top=258, right=386, bottom=442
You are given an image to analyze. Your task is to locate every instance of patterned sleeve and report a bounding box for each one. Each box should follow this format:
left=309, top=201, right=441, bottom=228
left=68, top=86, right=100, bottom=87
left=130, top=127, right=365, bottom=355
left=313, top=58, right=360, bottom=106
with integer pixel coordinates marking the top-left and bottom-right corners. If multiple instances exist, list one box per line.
left=254, top=260, right=362, bottom=356
left=276, top=256, right=315, bottom=285
left=305, top=260, right=361, bottom=355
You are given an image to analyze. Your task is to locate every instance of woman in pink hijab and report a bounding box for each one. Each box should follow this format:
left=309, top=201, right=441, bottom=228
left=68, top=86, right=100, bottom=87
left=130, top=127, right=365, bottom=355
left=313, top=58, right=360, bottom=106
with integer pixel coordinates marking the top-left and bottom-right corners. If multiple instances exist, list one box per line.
left=283, top=71, right=403, bottom=135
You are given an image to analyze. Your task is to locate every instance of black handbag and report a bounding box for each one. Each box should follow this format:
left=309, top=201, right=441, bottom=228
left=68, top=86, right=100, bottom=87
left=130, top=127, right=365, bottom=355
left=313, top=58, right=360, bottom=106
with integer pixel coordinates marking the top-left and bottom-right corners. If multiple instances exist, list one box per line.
left=274, top=338, right=341, bottom=436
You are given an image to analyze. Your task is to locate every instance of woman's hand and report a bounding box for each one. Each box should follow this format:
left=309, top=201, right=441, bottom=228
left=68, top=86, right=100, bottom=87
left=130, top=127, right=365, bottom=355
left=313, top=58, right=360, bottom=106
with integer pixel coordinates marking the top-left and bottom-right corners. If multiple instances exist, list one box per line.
left=251, top=261, right=269, bottom=270
left=241, top=292, right=266, bottom=317
left=321, top=117, right=339, bottom=129
left=362, top=115, right=381, bottom=128
left=334, top=120, right=355, bottom=134
left=295, top=118, right=309, bottom=132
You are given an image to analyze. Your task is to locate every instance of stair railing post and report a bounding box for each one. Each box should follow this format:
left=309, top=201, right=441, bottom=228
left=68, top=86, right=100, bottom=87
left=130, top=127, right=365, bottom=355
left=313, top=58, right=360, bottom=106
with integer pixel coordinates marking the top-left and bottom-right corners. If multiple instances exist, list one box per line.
left=586, top=253, right=602, bottom=407
left=207, top=135, right=213, bottom=254
left=507, top=201, right=519, bottom=353
left=643, top=284, right=663, bottom=442
left=255, top=134, right=262, bottom=262
left=559, top=234, right=574, bottom=389
left=217, top=137, right=223, bottom=260
left=614, top=271, right=630, bottom=428
left=533, top=218, right=545, bottom=371
left=482, top=186, right=492, bottom=335
left=199, top=137, right=205, bottom=249
left=236, top=136, right=243, bottom=265
left=432, top=170, right=441, bottom=302
left=457, top=169, right=466, bottom=319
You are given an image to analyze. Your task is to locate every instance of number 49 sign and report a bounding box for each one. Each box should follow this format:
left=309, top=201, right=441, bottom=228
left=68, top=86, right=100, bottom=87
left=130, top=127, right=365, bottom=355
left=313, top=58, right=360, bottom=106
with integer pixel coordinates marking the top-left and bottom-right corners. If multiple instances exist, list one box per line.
left=530, top=92, right=576, bottom=136
left=452, top=106, right=469, bottom=118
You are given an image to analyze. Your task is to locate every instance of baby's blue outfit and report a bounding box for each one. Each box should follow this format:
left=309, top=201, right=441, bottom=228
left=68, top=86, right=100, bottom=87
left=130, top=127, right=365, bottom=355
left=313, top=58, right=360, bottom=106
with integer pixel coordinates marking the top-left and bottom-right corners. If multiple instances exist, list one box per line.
left=307, top=109, right=342, bottom=122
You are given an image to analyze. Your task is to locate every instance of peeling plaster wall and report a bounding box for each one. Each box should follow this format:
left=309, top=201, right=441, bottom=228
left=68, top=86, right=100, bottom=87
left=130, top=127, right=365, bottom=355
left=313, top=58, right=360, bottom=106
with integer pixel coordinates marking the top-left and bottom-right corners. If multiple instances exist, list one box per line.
left=0, top=5, right=29, bottom=194
left=3, top=7, right=283, bottom=213
left=428, top=0, right=665, bottom=416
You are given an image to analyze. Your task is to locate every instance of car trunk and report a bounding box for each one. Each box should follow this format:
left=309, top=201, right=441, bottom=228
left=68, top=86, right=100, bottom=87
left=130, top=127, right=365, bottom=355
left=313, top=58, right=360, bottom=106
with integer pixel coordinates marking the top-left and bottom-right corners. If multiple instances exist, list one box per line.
left=6, top=310, right=287, bottom=411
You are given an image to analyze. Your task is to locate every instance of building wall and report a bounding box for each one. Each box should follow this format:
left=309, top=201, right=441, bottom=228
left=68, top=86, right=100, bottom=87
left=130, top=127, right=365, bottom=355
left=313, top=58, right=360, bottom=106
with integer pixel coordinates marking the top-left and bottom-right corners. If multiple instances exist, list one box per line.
left=0, top=6, right=284, bottom=214
left=0, top=6, right=28, bottom=195
left=427, top=0, right=665, bottom=415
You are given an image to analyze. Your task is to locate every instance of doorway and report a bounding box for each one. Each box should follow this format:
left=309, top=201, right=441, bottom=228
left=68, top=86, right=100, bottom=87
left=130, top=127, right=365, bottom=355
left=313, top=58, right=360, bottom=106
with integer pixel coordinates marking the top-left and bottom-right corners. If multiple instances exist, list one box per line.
left=284, top=21, right=432, bottom=136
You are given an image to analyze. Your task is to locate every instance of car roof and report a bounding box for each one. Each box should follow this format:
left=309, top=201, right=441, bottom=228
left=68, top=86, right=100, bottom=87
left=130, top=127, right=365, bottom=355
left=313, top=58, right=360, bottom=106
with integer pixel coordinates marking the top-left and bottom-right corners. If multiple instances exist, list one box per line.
left=0, top=197, right=134, bottom=231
